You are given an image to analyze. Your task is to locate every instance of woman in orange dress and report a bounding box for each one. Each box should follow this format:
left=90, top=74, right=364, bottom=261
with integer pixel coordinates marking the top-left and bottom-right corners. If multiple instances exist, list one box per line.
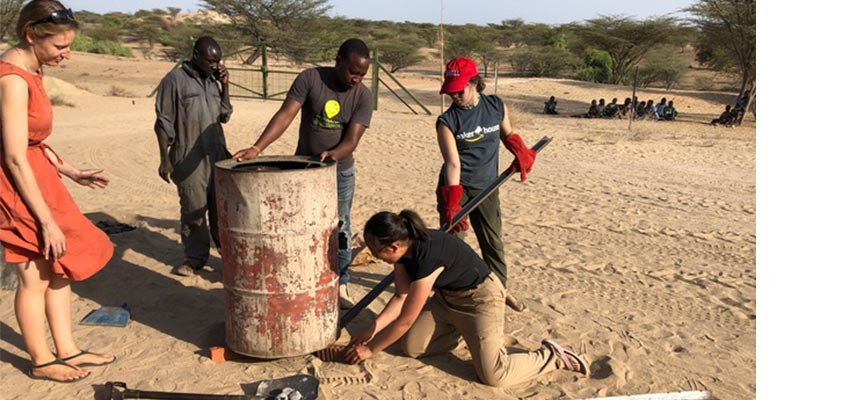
left=1, top=0, right=115, bottom=383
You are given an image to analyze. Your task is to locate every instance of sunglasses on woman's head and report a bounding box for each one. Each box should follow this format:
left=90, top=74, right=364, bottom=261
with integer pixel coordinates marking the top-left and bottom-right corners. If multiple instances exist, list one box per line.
left=32, top=8, right=75, bottom=26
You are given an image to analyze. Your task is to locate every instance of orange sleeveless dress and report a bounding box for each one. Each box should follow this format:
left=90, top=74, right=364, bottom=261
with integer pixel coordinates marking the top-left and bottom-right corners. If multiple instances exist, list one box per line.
left=0, top=61, right=113, bottom=281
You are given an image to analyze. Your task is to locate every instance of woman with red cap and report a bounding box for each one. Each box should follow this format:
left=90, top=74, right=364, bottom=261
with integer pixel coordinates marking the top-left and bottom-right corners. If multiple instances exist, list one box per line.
left=435, top=56, right=535, bottom=312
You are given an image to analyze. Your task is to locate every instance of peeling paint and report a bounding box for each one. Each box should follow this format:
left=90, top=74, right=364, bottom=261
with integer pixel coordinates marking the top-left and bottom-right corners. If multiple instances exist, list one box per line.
left=216, top=156, right=339, bottom=358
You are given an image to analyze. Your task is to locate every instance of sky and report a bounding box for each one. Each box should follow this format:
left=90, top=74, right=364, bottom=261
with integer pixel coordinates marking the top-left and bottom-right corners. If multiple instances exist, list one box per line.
left=61, top=0, right=696, bottom=25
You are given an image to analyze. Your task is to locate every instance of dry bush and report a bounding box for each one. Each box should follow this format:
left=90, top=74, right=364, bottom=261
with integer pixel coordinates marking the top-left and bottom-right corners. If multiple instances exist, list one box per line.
left=694, top=77, right=715, bottom=91
left=107, top=85, right=133, bottom=97
left=49, top=95, right=75, bottom=108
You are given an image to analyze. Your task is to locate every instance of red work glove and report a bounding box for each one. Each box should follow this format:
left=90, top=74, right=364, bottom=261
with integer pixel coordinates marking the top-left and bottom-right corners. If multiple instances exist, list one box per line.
left=503, top=133, right=536, bottom=182
left=438, top=185, right=468, bottom=233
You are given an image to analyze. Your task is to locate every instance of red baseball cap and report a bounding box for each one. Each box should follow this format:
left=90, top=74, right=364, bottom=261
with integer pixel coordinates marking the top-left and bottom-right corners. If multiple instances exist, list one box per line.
left=440, top=57, right=478, bottom=94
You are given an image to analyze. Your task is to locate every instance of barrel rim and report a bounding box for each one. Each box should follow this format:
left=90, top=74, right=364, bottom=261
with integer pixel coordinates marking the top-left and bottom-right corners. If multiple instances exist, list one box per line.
left=215, top=155, right=336, bottom=172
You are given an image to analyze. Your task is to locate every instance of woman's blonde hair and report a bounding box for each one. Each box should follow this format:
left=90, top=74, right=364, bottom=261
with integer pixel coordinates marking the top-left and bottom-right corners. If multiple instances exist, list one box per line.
left=16, top=0, right=78, bottom=42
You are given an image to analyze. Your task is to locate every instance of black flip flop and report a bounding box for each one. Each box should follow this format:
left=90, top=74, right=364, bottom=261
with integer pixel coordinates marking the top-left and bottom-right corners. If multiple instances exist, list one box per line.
left=60, top=350, right=117, bottom=367
left=28, top=358, right=90, bottom=383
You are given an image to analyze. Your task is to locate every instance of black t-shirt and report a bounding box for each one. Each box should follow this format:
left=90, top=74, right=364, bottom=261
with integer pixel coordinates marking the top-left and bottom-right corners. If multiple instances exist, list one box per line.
left=398, top=230, right=490, bottom=291
left=286, top=67, right=373, bottom=171
left=437, top=94, right=505, bottom=189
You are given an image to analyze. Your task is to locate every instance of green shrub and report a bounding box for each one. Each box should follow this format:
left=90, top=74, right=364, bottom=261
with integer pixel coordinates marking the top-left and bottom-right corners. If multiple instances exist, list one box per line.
left=71, top=33, right=133, bottom=57
left=509, top=46, right=575, bottom=77
left=574, top=49, right=612, bottom=83
left=636, top=47, right=689, bottom=89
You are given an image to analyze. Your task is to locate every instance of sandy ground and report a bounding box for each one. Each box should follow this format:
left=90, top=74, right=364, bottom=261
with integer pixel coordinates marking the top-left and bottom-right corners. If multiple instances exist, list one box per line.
left=1, top=51, right=755, bottom=399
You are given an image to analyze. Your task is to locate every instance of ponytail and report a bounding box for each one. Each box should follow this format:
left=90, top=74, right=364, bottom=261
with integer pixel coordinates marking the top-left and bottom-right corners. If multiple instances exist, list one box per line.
left=398, top=209, right=429, bottom=241
left=468, top=75, right=486, bottom=93
left=364, top=209, right=430, bottom=248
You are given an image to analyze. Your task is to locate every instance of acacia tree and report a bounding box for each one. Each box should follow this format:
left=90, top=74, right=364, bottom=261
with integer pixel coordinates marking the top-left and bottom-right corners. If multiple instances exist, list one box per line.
left=0, top=0, right=25, bottom=42
left=488, top=19, right=524, bottom=48
left=570, top=15, right=683, bottom=84
left=202, top=0, right=330, bottom=63
left=687, top=0, right=756, bottom=123
left=375, top=37, right=424, bottom=73
left=167, top=7, right=181, bottom=23
left=445, top=25, right=497, bottom=76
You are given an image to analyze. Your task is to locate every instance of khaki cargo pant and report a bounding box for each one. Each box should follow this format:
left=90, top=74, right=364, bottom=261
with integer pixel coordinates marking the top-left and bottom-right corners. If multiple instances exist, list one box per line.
left=400, top=274, right=564, bottom=387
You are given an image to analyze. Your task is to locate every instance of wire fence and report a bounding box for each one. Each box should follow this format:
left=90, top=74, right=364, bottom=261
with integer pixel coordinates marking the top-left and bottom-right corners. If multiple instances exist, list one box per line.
left=152, top=44, right=427, bottom=115
left=227, top=67, right=298, bottom=100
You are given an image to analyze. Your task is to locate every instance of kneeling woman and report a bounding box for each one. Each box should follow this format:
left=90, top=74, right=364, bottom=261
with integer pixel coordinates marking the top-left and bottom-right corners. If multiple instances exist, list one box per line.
left=344, top=210, right=588, bottom=387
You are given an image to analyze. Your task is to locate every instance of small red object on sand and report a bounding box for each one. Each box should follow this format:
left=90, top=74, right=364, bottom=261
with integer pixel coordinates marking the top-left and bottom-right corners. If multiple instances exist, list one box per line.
left=209, top=346, right=242, bottom=363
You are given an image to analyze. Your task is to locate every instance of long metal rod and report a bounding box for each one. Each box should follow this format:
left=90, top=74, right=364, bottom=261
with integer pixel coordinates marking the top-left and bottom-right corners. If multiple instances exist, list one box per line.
left=339, top=136, right=552, bottom=330
left=108, top=382, right=260, bottom=400
left=119, top=391, right=257, bottom=400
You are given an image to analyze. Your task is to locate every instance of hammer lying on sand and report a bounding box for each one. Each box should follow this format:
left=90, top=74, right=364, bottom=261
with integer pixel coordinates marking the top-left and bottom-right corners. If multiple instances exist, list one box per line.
left=106, top=374, right=319, bottom=400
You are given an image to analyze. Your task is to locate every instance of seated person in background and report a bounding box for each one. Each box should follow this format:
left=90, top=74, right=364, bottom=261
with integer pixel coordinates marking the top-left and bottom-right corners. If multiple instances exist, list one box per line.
left=586, top=99, right=600, bottom=118
left=619, top=98, right=633, bottom=119
left=603, top=97, right=619, bottom=118
left=661, top=100, right=678, bottom=121
left=733, top=93, right=749, bottom=123
left=544, top=96, right=558, bottom=114
left=641, top=100, right=654, bottom=120
left=710, top=105, right=735, bottom=126
left=635, top=101, right=647, bottom=118
left=653, top=97, right=667, bottom=120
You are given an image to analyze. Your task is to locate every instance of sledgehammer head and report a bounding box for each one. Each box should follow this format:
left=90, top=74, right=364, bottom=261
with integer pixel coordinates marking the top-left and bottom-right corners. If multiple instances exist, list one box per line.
left=106, top=381, right=127, bottom=400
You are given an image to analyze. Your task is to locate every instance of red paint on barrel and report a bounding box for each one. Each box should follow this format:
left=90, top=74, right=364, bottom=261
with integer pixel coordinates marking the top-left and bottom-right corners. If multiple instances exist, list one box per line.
left=216, top=156, right=339, bottom=359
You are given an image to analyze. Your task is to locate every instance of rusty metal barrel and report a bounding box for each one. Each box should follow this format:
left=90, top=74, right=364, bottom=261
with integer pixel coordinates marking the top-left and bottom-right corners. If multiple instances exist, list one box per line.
left=215, top=155, right=338, bottom=358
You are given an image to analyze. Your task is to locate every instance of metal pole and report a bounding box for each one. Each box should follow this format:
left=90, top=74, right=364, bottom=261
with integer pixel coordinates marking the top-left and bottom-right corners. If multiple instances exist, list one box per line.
left=372, top=48, right=380, bottom=111
left=494, top=61, right=499, bottom=96
left=378, top=77, right=417, bottom=114
left=339, top=136, right=553, bottom=330
left=439, top=0, right=445, bottom=112
left=629, top=67, right=637, bottom=130
left=261, top=44, right=268, bottom=99
left=378, top=64, right=431, bottom=115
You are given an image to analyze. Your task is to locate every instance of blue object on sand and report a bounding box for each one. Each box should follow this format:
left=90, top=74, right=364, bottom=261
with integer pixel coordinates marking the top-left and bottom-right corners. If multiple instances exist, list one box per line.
left=81, top=303, right=130, bottom=327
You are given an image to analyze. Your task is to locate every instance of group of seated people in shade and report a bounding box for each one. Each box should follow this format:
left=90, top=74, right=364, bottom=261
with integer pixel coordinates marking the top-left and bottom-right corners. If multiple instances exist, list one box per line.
left=550, top=93, right=750, bottom=126
left=577, top=96, right=678, bottom=121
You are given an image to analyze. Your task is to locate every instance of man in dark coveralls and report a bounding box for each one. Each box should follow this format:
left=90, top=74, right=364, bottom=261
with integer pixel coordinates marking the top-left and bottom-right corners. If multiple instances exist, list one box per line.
left=154, top=36, right=232, bottom=276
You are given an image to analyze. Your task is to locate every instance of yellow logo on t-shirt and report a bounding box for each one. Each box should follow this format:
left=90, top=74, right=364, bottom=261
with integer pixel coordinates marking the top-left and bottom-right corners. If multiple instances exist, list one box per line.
left=324, top=100, right=341, bottom=119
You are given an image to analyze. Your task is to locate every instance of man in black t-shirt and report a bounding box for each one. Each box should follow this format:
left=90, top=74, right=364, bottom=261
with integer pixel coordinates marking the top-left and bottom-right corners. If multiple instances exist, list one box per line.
left=232, top=39, right=373, bottom=309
